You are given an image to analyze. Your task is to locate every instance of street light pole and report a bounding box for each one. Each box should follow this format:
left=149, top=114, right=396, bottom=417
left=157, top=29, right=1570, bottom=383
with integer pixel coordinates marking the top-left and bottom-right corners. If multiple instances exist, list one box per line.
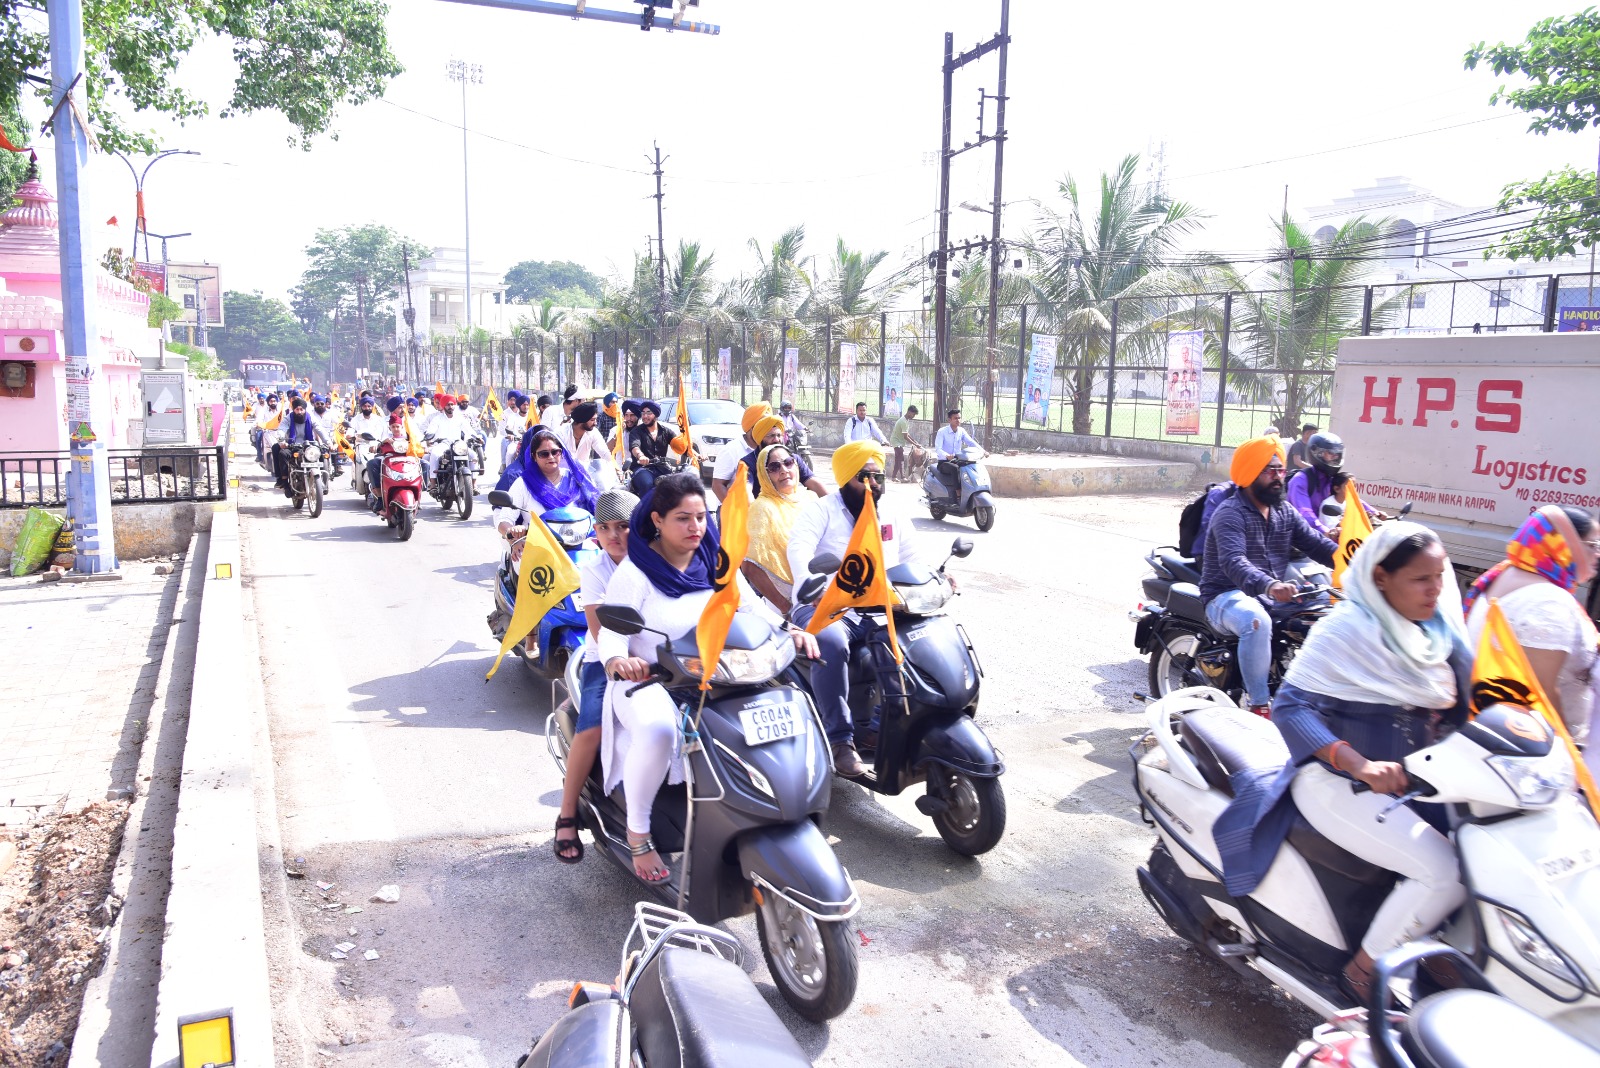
left=110, top=149, right=197, bottom=262
left=446, top=59, right=483, bottom=336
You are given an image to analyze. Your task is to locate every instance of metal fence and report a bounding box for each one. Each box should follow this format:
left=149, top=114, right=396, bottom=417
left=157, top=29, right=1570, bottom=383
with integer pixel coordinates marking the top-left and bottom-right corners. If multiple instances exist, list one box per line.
left=0, top=446, right=229, bottom=509
left=410, top=270, right=1600, bottom=449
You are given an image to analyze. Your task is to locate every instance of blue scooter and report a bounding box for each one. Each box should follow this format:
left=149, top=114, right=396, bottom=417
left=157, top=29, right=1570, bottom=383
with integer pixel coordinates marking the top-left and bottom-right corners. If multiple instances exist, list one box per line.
left=486, top=492, right=600, bottom=679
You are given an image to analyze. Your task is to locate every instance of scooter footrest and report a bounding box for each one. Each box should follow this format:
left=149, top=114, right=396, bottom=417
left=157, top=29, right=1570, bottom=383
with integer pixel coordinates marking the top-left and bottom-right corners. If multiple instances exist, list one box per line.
left=1210, top=941, right=1255, bottom=958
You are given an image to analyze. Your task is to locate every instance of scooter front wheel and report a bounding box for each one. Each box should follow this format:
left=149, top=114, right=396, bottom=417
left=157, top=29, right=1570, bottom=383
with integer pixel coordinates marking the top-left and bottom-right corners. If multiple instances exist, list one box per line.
left=973, top=504, right=995, bottom=532
left=395, top=507, right=414, bottom=542
left=930, top=771, right=1006, bottom=855
left=756, top=893, right=857, bottom=1022
left=928, top=502, right=947, bottom=521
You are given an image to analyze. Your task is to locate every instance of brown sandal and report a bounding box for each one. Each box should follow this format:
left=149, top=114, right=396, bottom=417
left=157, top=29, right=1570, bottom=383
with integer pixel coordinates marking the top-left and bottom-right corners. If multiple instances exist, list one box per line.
left=554, top=816, right=583, bottom=864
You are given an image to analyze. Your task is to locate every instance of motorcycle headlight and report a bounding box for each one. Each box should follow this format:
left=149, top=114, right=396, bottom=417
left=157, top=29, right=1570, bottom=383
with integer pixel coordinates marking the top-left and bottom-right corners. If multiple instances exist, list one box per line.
left=681, top=634, right=796, bottom=684
left=1487, top=754, right=1573, bottom=807
left=1489, top=904, right=1586, bottom=989
left=451, top=440, right=468, bottom=455
left=546, top=518, right=592, bottom=548
left=304, top=445, right=321, bottom=462
left=895, top=576, right=951, bottom=615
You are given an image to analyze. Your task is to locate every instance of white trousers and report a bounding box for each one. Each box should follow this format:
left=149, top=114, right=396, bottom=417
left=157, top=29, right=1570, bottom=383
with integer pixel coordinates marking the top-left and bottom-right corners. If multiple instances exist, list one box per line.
left=1291, top=761, right=1464, bottom=957
left=608, top=682, right=679, bottom=836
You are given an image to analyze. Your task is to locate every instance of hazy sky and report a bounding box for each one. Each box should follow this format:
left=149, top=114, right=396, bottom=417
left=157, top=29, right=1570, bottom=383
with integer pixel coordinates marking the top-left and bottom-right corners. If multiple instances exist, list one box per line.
left=47, top=0, right=1594, bottom=307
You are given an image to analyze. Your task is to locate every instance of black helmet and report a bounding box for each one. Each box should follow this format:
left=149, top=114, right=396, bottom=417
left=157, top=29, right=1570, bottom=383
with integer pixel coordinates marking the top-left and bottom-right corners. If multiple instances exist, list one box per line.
left=1307, top=431, right=1345, bottom=476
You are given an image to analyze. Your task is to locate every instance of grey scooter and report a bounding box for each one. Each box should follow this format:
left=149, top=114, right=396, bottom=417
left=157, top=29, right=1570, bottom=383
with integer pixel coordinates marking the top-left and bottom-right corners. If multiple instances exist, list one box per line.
left=922, top=446, right=998, bottom=531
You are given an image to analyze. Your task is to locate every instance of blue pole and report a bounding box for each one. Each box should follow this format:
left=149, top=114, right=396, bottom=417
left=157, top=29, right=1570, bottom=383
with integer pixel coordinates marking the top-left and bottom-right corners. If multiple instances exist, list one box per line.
left=436, top=0, right=721, bottom=34
left=50, top=0, right=117, bottom=572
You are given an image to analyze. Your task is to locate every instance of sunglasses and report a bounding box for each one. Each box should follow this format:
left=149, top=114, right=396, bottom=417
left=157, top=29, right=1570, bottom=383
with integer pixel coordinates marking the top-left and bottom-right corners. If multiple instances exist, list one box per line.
left=766, top=457, right=797, bottom=472
left=855, top=469, right=886, bottom=487
left=534, top=449, right=563, bottom=459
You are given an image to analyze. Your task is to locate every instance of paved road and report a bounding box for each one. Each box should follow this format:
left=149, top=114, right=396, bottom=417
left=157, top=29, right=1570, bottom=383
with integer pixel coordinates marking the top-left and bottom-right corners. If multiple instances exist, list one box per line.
left=243, top=457, right=1316, bottom=1067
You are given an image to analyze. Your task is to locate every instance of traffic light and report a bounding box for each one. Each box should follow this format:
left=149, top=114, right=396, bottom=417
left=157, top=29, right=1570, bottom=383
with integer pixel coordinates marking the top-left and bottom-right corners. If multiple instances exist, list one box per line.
left=636, top=0, right=698, bottom=31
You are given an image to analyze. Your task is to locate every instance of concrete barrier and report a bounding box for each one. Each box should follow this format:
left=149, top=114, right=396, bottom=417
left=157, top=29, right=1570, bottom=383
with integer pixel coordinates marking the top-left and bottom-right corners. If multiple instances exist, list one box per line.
left=0, top=501, right=216, bottom=568
left=148, top=502, right=272, bottom=1068
left=984, top=453, right=1194, bottom=497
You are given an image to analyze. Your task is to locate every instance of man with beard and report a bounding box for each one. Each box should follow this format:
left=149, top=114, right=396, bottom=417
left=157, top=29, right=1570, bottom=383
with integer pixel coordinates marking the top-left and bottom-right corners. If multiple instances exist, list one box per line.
left=1198, top=435, right=1337, bottom=717
left=626, top=400, right=676, bottom=495
left=785, top=440, right=928, bottom=776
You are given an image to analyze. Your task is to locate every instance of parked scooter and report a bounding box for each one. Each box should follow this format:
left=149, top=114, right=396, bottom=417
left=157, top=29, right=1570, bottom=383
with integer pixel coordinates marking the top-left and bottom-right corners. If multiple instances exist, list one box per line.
left=1282, top=942, right=1600, bottom=1068
left=485, top=489, right=599, bottom=678
left=1132, top=686, right=1600, bottom=1046
left=284, top=439, right=326, bottom=518
left=370, top=441, right=423, bottom=541
left=546, top=604, right=860, bottom=1021
left=514, top=901, right=811, bottom=1068
left=790, top=539, right=1007, bottom=855
left=923, top=447, right=997, bottom=531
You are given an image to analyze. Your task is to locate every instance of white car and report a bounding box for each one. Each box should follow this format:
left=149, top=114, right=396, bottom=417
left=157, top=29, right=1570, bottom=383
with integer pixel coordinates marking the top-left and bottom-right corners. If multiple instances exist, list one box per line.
left=654, top=397, right=747, bottom=481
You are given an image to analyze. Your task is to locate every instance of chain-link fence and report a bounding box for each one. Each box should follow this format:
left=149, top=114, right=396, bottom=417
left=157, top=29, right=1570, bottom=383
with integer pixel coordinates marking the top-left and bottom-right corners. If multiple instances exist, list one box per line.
left=405, top=270, right=1599, bottom=448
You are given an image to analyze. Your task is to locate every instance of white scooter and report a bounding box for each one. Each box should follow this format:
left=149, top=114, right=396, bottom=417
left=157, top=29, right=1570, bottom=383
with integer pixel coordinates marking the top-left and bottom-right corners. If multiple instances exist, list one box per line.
left=1131, top=686, right=1600, bottom=1047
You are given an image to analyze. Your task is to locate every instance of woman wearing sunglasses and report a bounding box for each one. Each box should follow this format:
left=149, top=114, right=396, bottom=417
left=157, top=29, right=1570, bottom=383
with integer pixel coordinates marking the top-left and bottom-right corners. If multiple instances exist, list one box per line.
left=492, top=427, right=601, bottom=542
left=743, top=443, right=807, bottom=613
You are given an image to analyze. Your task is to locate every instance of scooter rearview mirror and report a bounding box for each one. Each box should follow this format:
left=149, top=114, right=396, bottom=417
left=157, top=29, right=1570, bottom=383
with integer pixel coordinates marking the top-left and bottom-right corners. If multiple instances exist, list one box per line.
left=1398, top=502, right=1413, bottom=519
left=796, top=574, right=830, bottom=605
left=809, top=553, right=842, bottom=575
left=486, top=490, right=515, bottom=509
left=596, top=604, right=648, bottom=637
left=950, top=537, right=974, bottom=559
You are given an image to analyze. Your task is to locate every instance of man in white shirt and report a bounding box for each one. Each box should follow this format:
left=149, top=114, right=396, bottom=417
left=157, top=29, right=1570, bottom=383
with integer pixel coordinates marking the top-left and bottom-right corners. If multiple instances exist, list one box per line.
left=346, top=395, right=388, bottom=442
left=711, top=402, right=770, bottom=501
left=843, top=401, right=887, bottom=444
left=932, top=408, right=985, bottom=502
left=551, top=384, right=582, bottom=452
left=499, top=391, right=528, bottom=471
left=785, top=441, right=925, bottom=776
left=567, top=401, right=612, bottom=471
left=423, top=399, right=471, bottom=485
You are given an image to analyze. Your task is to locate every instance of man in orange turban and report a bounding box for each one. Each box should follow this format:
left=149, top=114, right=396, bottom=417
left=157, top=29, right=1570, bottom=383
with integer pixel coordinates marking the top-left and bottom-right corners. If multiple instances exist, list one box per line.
left=1197, top=434, right=1338, bottom=716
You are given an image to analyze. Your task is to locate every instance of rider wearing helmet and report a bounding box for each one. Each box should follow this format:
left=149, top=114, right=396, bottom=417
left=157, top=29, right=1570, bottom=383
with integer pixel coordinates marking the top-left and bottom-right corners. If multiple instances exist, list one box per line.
left=1286, top=431, right=1378, bottom=531
left=778, top=400, right=805, bottom=441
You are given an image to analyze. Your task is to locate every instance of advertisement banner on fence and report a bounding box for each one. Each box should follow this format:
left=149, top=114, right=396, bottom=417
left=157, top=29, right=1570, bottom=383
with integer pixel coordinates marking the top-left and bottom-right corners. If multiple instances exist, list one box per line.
left=594, top=351, right=604, bottom=390
left=1558, top=307, right=1600, bottom=332
left=1164, top=329, right=1204, bottom=436
left=650, top=349, right=661, bottom=394
left=837, top=342, right=857, bottom=413
left=689, top=348, right=704, bottom=398
left=616, top=350, right=626, bottom=391
left=882, top=342, right=906, bottom=418
left=1021, top=333, right=1057, bottom=426
left=783, top=346, right=799, bottom=404
left=718, top=348, right=731, bottom=399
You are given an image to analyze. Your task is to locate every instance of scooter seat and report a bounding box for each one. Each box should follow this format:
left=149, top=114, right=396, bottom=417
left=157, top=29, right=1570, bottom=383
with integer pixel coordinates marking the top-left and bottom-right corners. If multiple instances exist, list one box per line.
left=630, top=946, right=811, bottom=1068
left=1178, top=706, right=1288, bottom=798
left=1166, top=582, right=1208, bottom=625
left=1404, top=988, right=1600, bottom=1068
left=1157, top=553, right=1202, bottom=586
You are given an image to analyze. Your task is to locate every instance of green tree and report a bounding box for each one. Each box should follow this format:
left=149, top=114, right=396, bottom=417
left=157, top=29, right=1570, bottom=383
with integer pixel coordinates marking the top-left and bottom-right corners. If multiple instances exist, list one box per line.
left=723, top=226, right=809, bottom=400
left=0, top=0, right=402, bottom=154
left=503, top=259, right=603, bottom=305
left=1026, top=154, right=1206, bottom=434
left=147, top=289, right=181, bottom=329
left=210, top=289, right=310, bottom=369
left=1466, top=11, right=1600, bottom=260
left=290, top=225, right=428, bottom=377
left=0, top=97, right=31, bottom=208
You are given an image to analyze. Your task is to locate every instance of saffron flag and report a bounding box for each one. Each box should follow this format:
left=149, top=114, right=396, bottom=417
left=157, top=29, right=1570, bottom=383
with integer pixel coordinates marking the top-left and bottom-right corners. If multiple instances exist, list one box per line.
left=1331, top=481, right=1374, bottom=590
left=696, top=464, right=751, bottom=690
left=0, top=127, right=28, bottom=153
left=610, top=398, right=627, bottom=463
left=1473, top=599, right=1600, bottom=819
left=485, top=388, right=501, bottom=416
left=804, top=490, right=902, bottom=663
left=401, top=411, right=426, bottom=458
left=671, top=381, right=696, bottom=465
left=263, top=410, right=282, bottom=431
left=486, top=517, right=581, bottom=680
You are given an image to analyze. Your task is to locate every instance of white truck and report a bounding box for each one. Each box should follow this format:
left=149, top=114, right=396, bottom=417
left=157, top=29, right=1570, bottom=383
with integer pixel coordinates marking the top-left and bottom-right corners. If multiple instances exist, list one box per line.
left=1331, top=331, right=1599, bottom=619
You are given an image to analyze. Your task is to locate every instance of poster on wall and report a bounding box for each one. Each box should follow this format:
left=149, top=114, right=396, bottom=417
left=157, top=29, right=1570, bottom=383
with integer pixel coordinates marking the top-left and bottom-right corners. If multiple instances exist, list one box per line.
left=1559, top=307, right=1600, bottom=331
left=836, top=342, right=858, bottom=413
left=689, top=348, right=704, bottom=399
left=717, top=347, right=732, bottom=399
left=882, top=342, right=906, bottom=418
left=1164, top=329, right=1204, bottom=436
left=783, top=346, right=799, bottom=405
left=1021, top=334, right=1057, bottom=426
left=650, top=349, right=661, bottom=395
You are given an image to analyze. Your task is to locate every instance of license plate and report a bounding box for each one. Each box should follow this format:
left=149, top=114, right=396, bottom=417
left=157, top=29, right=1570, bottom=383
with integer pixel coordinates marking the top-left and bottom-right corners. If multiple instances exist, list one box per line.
left=739, top=702, right=802, bottom=746
left=1538, top=845, right=1600, bottom=882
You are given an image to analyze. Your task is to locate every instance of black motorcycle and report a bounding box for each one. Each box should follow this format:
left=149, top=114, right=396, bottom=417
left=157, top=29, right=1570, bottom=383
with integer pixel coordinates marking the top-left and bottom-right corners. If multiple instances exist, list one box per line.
left=515, top=901, right=811, bottom=1068
left=791, top=539, right=1007, bottom=856
left=549, top=604, right=860, bottom=1021
left=1131, top=580, right=1329, bottom=702
left=428, top=437, right=475, bottom=520
left=284, top=439, right=326, bottom=518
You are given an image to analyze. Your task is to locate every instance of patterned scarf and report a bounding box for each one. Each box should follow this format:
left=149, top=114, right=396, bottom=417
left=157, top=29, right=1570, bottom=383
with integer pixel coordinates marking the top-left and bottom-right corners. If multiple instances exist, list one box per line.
left=1463, top=506, right=1582, bottom=617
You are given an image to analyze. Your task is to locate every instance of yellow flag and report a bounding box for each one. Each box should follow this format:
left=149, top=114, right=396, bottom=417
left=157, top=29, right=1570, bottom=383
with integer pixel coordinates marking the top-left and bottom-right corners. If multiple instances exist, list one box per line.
left=1331, top=481, right=1375, bottom=590
left=264, top=410, right=282, bottom=431
left=486, top=388, right=501, bottom=415
left=1473, top=599, right=1600, bottom=819
left=671, top=381, right=696, bottom=464
left=487, top=517, right=582, bottom=680
left=402, top=411, right=426, bottom=458
left=804, top=491, right=902, bottom=663
left=333, top=421, right=353, bottom=459
left=697, top=464, right=751, bottom=690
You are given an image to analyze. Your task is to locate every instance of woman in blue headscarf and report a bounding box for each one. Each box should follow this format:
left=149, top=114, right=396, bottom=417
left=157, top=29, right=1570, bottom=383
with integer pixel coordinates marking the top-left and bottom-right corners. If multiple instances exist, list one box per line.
left=594, top=472, right=816, bottom=883
left=492, top=427, right=599, bottom=538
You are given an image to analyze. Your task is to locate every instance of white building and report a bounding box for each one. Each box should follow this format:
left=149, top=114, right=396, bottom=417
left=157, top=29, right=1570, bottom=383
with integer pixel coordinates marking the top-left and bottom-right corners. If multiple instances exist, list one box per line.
left=390, top=246, right=517, bottom=344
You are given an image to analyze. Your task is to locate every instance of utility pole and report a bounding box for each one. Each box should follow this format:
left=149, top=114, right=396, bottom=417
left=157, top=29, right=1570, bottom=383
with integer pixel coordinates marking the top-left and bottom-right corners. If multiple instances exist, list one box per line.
left=981, top=0, right=1011, bottom=450
left=50, top=0, right=116, bottom=572
left=649, top=142, right=668, bottom=337
left=402, top=245, right=418, bottom=388
left=447, top=59, right=483, bottom=333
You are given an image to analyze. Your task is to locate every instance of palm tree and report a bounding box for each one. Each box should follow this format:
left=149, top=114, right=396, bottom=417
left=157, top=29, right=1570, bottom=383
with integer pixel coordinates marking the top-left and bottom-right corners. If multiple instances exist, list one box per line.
left=1027, top=154, right=1207, bottom=434
left=1208, top=214, right=1402, bottom=432
left=811, top=239, right=907, bottom=406
left=725, top=226, right=810, bottom=400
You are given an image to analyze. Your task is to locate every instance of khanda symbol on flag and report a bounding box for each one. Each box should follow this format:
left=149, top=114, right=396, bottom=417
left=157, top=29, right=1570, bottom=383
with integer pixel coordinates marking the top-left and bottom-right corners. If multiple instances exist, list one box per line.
left=486, top=517, right=581, bottom=680
left=805, top=490, right=902, bottom=663
left=1331, top=480, right=1374, bottom=590
left=696, top=464, right=752, bottom=690
left=1472, top=599, right=1600, bottom=820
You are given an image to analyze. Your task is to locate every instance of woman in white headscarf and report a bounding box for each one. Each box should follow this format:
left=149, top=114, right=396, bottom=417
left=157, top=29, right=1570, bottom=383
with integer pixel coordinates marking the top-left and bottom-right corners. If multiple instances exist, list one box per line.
left=1216, top=521, right=1471, bottom=1001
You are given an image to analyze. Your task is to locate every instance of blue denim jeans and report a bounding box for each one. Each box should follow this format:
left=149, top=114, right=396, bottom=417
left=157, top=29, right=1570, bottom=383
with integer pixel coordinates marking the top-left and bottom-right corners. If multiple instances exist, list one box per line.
left=789, top=603, right=874, bottom=745
left=1204, top=589, right=1273, bottom=708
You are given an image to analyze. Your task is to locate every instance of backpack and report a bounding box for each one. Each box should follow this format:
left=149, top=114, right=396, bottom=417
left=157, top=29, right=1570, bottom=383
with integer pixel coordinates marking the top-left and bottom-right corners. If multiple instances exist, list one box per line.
left=1177, top=482, right=1235, bottom=558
